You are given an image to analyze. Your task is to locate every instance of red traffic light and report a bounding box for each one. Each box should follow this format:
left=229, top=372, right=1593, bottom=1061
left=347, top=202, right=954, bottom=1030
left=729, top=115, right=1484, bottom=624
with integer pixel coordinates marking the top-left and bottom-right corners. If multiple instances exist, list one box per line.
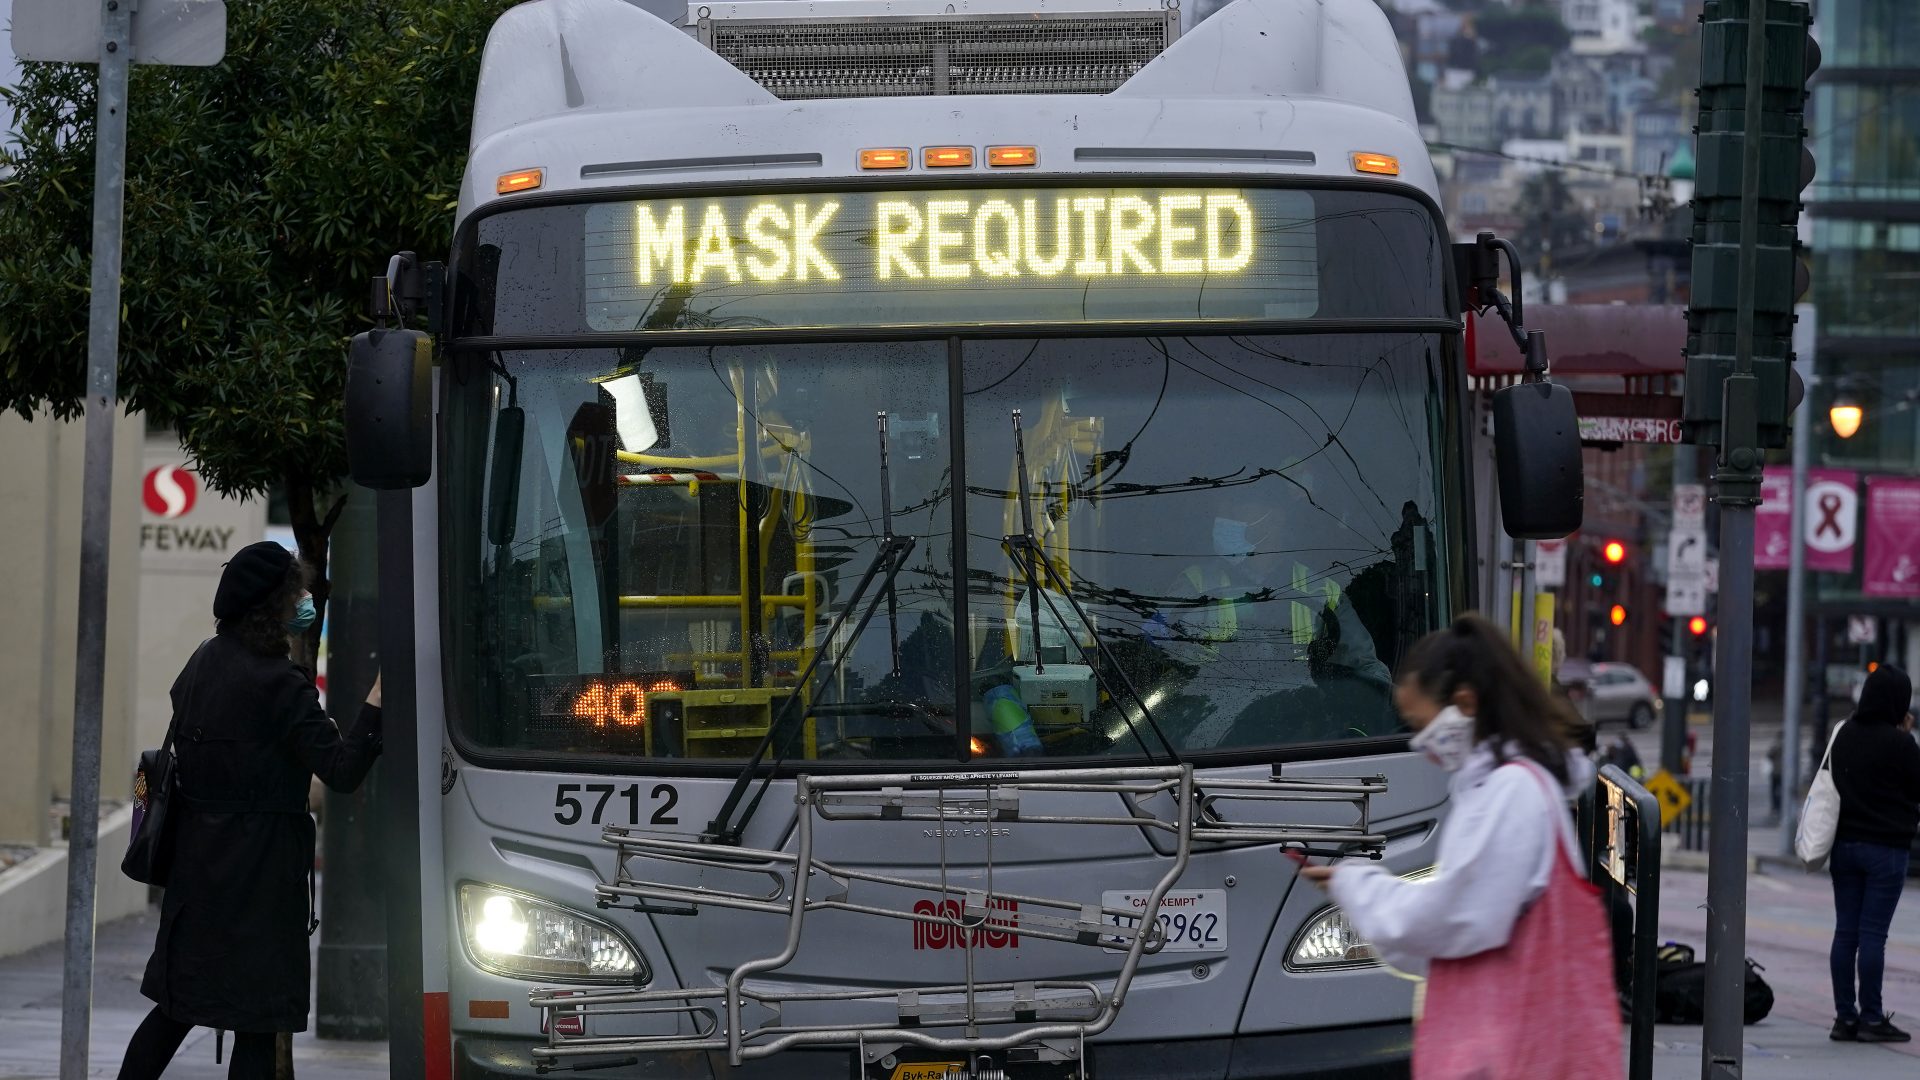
left=1603, top=540, right=1627, bottom=564
left=1688, top=616, right=1709, bottom=637
left=1610, top=604, right=1628, bottom=627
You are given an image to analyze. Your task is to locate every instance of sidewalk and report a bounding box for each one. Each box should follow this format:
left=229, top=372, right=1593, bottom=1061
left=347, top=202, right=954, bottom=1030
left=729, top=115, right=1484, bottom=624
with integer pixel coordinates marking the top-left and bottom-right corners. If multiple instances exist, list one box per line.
left=0, top=907, right=385, bottom=1079
left=1648, top=862, right=1920, bottom=1079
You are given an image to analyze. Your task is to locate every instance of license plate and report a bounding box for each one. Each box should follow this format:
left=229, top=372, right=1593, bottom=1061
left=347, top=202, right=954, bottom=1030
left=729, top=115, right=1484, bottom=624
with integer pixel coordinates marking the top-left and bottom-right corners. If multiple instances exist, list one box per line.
left=1100, top=889, right=1227, bottom=953
left=890, top=1063, right=963, bottom=1080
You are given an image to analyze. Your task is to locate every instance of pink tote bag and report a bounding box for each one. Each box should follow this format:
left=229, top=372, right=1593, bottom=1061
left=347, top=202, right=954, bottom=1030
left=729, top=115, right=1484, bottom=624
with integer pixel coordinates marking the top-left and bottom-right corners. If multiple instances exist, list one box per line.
left=1411, top=762, right=1623, bottom=1080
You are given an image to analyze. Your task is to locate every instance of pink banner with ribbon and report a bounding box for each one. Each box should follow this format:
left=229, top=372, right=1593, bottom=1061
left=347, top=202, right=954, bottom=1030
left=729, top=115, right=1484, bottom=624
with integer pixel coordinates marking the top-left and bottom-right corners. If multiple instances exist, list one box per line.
left=1756, top=468, right=1792, bottom=570
left=1803, top=468, right=1860, bottom=573
left=1754, top=467, right=1857, bottom=572
left=1863, top=475, right=1920, bottom=597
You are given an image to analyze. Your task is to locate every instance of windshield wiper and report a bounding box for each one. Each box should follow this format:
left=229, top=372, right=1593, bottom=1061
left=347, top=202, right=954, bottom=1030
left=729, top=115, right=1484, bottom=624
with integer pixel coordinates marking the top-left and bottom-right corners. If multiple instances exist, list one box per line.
left=704, top=412, right=921, bottom=845
left=1003, top=409, right=1180, bottom=766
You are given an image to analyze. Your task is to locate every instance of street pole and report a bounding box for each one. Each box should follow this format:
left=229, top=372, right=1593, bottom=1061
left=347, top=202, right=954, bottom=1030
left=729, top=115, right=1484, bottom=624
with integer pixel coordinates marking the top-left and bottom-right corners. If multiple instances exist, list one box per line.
left=1780, top=314, right=1815, bottom=853
left=1519, top=540, right=1537, bottom=666
left=59, top=4, right=133, bottom=1077
left=1663, top=445, right=1696, bottom=776
left=1701, top=0, right=1770, bottom=1074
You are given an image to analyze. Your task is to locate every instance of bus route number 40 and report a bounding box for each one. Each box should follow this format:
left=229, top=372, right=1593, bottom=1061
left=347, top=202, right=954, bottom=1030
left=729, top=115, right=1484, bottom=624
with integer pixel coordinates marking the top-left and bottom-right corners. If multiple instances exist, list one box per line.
left=1099, top=889, right=1227, bottom=953
left=553, top=782, right=681, bottom=827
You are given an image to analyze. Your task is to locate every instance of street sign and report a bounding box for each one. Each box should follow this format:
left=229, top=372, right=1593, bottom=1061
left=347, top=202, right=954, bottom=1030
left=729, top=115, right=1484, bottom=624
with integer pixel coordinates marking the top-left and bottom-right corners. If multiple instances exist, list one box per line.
left=1673, top=483, right=1707, bottom=533
left=1578, top=416, right=1683, bottom=444
left=1847, top=615, right=1877, bottom=646
left=1535, top=538, right=1567, bottom=589
left=1644, top=768, right=1692, bottom=829
left=1666, top=529, right=1709, bottom=616
left=11, top=0, right=226, bottom=66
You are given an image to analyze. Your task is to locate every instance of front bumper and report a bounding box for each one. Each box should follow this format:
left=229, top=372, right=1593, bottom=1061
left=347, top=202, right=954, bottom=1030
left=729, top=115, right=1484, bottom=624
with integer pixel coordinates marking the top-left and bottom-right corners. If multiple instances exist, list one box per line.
left=454, top=1022, right=1412, bottom=1079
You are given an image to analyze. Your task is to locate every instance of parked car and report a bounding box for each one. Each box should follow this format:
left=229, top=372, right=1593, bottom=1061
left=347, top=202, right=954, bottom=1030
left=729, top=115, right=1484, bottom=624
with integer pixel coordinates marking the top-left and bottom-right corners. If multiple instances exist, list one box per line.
left=1559, top=660, right=1662, bottom=729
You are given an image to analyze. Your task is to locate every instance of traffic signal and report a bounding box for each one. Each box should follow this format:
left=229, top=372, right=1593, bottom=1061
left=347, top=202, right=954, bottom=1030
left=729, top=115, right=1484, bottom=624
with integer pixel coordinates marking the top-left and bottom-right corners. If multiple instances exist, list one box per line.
left=1610, top=604, right=1629, bottom=627
left=1683, top=0, right=1819, bottom=449
left=1689, top=615, right=1710, bottom=636
left=1603, top=540, right=1627, bottom=565
left=1590, top=572, right=1606, bottom=588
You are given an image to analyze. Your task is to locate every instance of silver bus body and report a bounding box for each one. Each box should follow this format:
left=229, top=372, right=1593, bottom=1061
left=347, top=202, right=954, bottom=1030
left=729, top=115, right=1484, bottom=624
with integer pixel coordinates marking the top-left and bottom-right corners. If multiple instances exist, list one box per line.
left=424, top=1, right=1469, bottom=1076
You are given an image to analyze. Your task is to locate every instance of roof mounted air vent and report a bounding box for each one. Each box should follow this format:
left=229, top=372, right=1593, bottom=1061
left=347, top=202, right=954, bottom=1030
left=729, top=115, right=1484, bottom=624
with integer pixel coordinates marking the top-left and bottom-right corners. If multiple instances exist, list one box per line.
left=691, top=0, right=1180, bottom=100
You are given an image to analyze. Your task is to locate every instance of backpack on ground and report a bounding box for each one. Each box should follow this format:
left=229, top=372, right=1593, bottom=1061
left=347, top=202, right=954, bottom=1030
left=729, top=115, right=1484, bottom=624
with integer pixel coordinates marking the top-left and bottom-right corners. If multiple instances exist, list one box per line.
left=1653, top=943, right=1774, bottom=1024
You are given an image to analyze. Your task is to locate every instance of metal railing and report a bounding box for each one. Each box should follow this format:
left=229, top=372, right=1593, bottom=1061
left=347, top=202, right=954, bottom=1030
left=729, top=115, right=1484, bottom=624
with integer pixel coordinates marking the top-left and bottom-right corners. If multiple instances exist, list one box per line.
left=1581, top=764, right=1662, bottom=1080
left=1674, top=777, right=1712, bottom=852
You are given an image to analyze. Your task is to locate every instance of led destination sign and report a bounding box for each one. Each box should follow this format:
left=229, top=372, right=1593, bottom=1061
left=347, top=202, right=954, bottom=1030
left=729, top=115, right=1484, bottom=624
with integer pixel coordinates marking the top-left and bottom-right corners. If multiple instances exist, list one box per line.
left=582, top=187, right=1320, bottom=331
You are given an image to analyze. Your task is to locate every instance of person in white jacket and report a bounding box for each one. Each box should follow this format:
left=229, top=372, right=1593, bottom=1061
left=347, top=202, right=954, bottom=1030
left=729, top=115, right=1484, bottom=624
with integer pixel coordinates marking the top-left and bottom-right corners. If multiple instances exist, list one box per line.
left=1302, top=612, right=1617, bottom=1079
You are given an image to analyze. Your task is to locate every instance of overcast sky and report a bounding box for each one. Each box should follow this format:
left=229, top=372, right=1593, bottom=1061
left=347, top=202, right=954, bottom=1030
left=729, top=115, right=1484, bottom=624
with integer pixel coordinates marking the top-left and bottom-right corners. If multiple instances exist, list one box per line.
left=1, top=0, right=19, bottom=145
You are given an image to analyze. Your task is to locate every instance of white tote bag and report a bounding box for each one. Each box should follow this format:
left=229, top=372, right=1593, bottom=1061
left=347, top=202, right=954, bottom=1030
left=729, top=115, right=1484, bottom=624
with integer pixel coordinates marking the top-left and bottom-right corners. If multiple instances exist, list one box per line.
left=1795, top=721, right=1847, bottom=870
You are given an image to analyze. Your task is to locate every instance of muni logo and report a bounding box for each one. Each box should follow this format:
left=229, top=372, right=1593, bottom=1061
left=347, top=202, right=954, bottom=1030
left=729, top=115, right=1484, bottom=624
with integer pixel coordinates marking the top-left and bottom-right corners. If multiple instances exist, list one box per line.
left=911, top=897, right=1019, bottom=950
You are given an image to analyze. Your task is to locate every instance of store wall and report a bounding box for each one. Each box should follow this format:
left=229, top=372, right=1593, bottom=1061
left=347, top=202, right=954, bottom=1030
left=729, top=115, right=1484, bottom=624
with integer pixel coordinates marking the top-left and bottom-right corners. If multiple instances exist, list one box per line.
left=0, top=409, right=144, bottom=846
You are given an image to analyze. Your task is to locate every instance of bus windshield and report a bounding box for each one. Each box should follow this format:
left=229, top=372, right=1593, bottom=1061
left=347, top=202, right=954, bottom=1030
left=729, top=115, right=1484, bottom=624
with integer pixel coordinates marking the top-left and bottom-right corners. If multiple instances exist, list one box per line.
left=442, top=333, right=1454, bottom=765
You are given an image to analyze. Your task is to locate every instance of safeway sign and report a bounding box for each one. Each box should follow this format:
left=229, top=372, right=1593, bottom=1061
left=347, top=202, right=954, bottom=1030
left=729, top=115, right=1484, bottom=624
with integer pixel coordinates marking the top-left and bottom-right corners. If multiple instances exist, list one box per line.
left=139, top=452, right=251, bottom=561
left=141, top=464, right=198, bottom=519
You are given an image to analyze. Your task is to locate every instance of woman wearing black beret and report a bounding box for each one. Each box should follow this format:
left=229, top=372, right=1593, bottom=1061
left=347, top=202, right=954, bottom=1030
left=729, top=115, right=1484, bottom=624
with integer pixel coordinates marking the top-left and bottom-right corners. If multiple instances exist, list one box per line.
left=116, top=541, right=384, bottom=1079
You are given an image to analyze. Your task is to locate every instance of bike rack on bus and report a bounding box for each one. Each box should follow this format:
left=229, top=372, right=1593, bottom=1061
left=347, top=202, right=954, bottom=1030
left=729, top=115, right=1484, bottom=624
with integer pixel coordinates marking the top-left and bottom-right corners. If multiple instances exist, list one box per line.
left=528, top=764, right=1386, bottom=1076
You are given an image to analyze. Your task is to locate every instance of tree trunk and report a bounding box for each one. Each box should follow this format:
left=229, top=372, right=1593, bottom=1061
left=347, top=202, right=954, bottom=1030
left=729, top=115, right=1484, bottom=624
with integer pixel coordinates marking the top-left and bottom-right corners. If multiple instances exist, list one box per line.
left=283, top=473, right=348, bottom=676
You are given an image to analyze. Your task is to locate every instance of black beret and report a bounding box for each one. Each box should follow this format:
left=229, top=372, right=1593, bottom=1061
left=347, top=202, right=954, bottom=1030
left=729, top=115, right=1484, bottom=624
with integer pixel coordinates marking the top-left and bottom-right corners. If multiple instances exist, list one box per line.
left=214, top=541, right=295, bottom=620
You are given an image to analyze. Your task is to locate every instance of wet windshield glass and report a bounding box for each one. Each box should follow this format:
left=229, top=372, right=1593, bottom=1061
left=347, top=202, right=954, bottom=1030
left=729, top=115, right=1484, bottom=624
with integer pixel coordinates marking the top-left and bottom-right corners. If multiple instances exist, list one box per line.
left=443, top=334, right=1451, bottom=763
left=961, top=336, right=1444, bottom=755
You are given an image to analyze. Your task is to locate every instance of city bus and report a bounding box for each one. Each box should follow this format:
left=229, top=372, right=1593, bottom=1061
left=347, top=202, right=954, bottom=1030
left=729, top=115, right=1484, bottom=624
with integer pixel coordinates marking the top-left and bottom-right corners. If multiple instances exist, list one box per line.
left=344, top=0, right=1581, bottom=1075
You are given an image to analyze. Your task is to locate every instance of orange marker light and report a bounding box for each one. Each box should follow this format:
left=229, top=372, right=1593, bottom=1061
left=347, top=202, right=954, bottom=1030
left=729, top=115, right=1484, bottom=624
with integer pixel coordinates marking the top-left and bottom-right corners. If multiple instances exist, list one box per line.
left=987, top=146, right=1038, bottom=167
left=496, top=168, right=544, bottom=195
left=1350, top=152, right=1400, bottom=176
left=859, top=148, right=912, bottom=170
left=923, top=146, right=975, bottom=168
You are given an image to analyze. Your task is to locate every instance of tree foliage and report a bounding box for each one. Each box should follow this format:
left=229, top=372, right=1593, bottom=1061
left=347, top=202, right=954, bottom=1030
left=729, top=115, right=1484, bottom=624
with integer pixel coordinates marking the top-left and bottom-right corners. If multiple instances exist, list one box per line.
left=0, top=0, right=512, bottom=655
left=1510, top=170, right=1592, bottom=268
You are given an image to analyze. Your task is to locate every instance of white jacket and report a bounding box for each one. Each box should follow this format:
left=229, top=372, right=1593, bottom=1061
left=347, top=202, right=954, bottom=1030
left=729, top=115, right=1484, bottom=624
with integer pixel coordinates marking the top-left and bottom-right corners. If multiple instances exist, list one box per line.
left=1326, top=742, right=1591, bottom=976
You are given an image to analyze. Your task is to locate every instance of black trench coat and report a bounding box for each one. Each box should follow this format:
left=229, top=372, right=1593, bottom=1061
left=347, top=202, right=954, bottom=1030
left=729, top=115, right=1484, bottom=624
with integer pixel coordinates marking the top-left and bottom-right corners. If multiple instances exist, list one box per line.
left=141, top=629, right=382, bottom=1032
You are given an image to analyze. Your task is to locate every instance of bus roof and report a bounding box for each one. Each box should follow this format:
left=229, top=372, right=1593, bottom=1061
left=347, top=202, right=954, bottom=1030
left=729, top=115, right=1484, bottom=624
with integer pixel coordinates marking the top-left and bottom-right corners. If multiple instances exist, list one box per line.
left=459, top=0, right=1435, bottom=220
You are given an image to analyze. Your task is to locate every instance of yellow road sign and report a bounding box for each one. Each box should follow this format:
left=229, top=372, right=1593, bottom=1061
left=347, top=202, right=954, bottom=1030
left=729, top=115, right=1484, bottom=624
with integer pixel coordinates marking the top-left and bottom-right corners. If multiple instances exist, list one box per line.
left=1644, top=768, right=1692, bottom=829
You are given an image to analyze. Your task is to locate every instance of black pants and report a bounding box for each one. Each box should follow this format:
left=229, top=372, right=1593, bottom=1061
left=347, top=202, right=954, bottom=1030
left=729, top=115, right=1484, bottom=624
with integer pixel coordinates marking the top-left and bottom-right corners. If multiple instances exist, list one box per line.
left=117, top=1006, right=277, bottom=1080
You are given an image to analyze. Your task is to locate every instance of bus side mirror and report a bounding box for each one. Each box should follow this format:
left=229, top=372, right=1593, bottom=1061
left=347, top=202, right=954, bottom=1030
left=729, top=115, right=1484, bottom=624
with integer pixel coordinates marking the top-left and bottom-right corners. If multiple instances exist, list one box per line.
left=1492, top=381, right=1583, bottom=539
left=345, top=328, right=433, bottom=490
left=486, top=406, right=525, bottom=547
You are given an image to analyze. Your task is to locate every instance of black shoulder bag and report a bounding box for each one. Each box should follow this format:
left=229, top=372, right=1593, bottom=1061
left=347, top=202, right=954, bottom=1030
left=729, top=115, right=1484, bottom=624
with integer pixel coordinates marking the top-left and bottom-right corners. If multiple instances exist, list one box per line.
left=122, top=641, right=209, bottom=886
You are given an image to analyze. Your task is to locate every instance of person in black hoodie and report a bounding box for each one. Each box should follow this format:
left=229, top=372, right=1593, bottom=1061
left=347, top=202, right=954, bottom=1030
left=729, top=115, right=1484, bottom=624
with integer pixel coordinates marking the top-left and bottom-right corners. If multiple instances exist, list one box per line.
left=1827, top=664, right=1920, bottom=1044
left=117, top=542, right=383, bottom=1079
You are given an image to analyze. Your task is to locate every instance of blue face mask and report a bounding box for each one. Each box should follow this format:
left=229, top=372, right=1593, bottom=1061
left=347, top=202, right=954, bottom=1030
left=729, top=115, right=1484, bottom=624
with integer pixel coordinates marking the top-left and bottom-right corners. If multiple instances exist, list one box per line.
left=1212, top=517, right=1255, bottom=561
left=287, top=596, right=318, bottom=633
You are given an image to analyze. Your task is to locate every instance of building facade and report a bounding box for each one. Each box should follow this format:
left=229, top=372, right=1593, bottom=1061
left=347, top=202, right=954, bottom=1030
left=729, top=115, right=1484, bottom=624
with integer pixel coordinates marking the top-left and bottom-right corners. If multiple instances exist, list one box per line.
left=1805, top=0, right=1920, bottom=661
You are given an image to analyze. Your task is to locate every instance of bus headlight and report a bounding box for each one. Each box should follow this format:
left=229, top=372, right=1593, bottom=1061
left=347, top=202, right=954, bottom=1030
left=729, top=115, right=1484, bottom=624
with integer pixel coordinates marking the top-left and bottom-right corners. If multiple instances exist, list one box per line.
left=458, top=883, right=649, bottom=984
left=1285, top=907, right=1379, bottom=971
